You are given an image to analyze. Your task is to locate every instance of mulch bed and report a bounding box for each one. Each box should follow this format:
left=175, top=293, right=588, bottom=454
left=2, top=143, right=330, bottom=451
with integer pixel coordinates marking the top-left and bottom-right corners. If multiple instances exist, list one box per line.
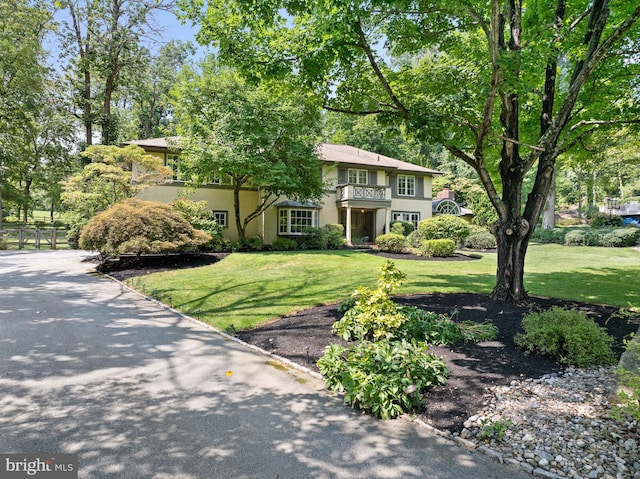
left=101, top=250, right=640, bottom=433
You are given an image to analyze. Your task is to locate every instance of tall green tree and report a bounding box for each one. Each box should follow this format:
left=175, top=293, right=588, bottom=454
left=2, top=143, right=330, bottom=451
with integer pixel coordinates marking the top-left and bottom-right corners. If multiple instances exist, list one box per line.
left=170, top=59, right=325, bottom=241
left=10, top=79, right=77, bottom=223
left=127, top=40, right=195, bottom=140
left=180, top=0, right=640, bottom=303
left=57, top=0, right=175, bottom=145
left=0, top=0, right=52, bottom=229
left=61, top=144, right=171, bottom=239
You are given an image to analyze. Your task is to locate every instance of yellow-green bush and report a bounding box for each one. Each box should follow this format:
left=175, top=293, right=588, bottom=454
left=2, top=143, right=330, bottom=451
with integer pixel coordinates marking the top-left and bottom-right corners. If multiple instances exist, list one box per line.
left=419, top=239, right=456, bottom=257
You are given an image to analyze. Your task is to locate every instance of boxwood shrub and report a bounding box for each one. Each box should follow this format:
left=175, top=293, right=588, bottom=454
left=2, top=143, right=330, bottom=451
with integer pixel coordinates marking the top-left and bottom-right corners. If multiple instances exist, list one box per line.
left=464, top=232, right=496, bottom=249
left=375, top=233, right=406, bottom=253
left=515, top=307, right=616, bottom=367
left=419, top=239, right=456, bottom=257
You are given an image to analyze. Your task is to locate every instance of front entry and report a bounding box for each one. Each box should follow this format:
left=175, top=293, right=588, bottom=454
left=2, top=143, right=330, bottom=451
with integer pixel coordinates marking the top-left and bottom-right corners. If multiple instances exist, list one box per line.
left=341, top=209, right=375, bottom=243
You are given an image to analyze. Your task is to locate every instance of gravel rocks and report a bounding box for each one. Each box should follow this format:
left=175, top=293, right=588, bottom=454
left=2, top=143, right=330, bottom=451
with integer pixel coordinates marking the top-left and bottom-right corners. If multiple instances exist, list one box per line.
left=454, top=367, right=640, bottom=478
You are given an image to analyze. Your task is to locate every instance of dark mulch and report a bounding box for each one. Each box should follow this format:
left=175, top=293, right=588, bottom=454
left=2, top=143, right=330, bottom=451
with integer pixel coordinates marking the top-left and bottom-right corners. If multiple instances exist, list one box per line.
left=97, top=253, right=227, bottom=281
left=240, top=292, right=639, bottom=432
left=103, top=250, right=640, bottom=433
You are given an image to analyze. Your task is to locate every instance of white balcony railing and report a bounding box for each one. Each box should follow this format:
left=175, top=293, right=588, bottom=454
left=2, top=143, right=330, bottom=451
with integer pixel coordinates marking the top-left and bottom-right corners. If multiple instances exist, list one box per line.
left=338, top=184, right=390, bottom=201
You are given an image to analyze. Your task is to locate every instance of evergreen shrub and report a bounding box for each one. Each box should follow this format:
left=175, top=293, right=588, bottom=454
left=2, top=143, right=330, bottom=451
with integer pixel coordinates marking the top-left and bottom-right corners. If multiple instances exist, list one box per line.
left=419, top=239, right=456, bottom=257
left=464, top=232, right=496, bottom=249
left=515, top=307, right=616, bottom=367
left=375, top=233, right=406, bottom=253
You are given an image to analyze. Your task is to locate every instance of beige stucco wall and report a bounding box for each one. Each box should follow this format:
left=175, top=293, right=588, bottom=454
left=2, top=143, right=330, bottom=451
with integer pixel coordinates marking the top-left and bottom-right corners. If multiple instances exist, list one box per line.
left=138, top=184, right=260, bottom=242
left=136, top=164, right=435, bottom=244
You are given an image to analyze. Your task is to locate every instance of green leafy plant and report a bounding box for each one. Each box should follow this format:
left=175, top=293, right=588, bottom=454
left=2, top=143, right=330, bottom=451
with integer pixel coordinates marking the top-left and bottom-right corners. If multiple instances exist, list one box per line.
left=515, top=307, right=616, bottom=367
left=398, top=306, right=498, bottom=345
left=375, top=233, right=406, bottom=253
left=390, top=220, right=414, bottom=236
left=415, top=215, right=471, bottom=245
left=317, top=339, right=449, bottom=419
left=419, top=239, right=456, bottom=257
left=613, top=334, right=640, bottom=421
left=600, top=228, right=640, bottom=247
left=332, top=260, right=407, bottom=341
left=171, top=198, right=224, bottom=250
left=272, top=237, right=297, bottom=251
left=464, top=232, right=497, bottom=250
left=480, top=419, right=514, bottom=440
left=590, top=213, right=624, bottom=227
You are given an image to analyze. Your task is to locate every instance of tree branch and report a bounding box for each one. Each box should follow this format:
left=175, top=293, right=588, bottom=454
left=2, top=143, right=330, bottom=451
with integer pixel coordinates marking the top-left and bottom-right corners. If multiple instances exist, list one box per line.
left=354, top=19, right=409, bottom=118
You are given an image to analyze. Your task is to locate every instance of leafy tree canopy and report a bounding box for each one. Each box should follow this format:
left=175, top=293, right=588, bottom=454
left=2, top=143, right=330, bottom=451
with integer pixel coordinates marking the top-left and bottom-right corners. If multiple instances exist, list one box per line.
left=170, top=57, right=325, bottom=240
left=179, top=0, right=640, bottom=303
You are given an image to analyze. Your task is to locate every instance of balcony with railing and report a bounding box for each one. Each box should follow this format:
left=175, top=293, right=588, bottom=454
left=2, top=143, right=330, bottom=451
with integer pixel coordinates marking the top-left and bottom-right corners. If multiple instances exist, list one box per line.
left=337, top=184, right=391, bottom=204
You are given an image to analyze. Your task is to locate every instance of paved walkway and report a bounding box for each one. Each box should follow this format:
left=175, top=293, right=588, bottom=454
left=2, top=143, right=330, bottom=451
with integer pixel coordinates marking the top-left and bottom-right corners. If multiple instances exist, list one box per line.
left=0, top=250, right=530, bottom=478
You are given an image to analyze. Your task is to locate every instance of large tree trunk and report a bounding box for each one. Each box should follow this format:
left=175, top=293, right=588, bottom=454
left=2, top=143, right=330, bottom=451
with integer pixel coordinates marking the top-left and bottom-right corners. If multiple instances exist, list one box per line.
left=233, top=181, right=245, bottom=241
left=491, top=219, right=530, bottom=304
left=541, top=171, right=556, bottom=229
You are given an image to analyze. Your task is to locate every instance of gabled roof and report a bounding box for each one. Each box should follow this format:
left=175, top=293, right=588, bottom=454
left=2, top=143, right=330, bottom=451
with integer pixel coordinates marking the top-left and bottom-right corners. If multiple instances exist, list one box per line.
left=318, top=143, right=441, bottom=176
left=122, top=137, right=179, bottom=149
left=121, top=138, right=441, bottom=175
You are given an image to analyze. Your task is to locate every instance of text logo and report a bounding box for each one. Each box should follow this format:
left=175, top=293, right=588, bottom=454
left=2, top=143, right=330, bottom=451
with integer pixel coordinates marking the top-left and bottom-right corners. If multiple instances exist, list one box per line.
left=0, top=454, right=77, bottom=479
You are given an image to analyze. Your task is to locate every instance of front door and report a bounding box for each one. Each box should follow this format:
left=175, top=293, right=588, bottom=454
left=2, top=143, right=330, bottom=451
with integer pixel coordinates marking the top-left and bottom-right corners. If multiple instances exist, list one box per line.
left=343, top=209, right=374, bottom=242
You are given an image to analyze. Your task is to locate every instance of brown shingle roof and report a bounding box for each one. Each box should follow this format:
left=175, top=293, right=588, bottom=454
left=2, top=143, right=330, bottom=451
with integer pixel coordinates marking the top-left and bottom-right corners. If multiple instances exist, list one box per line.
left=122, top=138, right=441, bottom=175
left=318, top=143, right=441, bottom=175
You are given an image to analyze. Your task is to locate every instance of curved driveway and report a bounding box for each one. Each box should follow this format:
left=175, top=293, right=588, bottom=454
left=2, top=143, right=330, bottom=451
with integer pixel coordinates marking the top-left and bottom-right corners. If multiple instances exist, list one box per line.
left=0, top=250, right=528, bottom=478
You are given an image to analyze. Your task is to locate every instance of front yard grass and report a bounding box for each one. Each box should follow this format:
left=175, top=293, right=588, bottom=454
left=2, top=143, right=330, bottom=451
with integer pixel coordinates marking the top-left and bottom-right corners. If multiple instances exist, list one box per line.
left=127, top=245, right=640, bottom=332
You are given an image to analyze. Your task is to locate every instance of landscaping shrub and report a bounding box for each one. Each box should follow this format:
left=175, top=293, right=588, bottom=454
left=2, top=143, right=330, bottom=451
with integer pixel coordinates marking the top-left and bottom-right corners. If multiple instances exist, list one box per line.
left=406, top=230, right=422, bottom=248
left=375, top=233, right=406, bottom=253
left=514, top=307, right=616, bottom=367
left=531, top=227, right=566, bottom=244
left=564, top=229, right=600, bottom=246
left=317, top=339, right=449, bottom=419
left=415, top=215, right=471, bottom=245
left=272, top=237, right=297, bottom=251
left=464, top=231, right=496, bottom=249
left=390, top=220, right=414, bottom=236
left=332, top=260, right=407, bottom=341
left=599, top=228, right=640, bottom=247
left=79, top=198, right=211, bottom=258
left=296, top=225, right=345, bottom=250
left=419, top=239, right=456, bottom=257
left=171, top=198, right=224, bottom=250
left=557, top=218, right=583, bottom=226
left=590, top=212, right=624, bottom=227
left=614, top=334, right=640, bottom=421
left=398, top=306, right=498, bottom=344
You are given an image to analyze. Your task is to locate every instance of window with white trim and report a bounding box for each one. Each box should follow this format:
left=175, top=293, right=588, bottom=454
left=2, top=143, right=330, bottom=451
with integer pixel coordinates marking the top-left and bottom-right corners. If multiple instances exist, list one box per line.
left=397, top=175, right=415, bottom=196
left=166, top=154, right=180, bottom=180
left=348, top=168, right=368, bottom=185
left=213, top=211, right=228, bottom=228
left=210, top=174, right=233, bottom=185
left=392, top=212, right=420, bottom=230
left=279, top=209, right=318, bottom=235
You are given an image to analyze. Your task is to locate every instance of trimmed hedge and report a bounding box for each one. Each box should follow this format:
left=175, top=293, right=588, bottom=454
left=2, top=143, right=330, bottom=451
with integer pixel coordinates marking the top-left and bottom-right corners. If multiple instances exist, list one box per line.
left=375, top=233, right=406, bottom=253
left=464, top=232, right=496, bottom=249
left=419, top=239, right=456, bottom=257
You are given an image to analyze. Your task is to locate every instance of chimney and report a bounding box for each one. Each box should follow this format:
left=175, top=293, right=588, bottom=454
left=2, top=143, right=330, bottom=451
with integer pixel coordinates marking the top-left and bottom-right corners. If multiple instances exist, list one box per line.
left=437, top=188, right=455, bottom=200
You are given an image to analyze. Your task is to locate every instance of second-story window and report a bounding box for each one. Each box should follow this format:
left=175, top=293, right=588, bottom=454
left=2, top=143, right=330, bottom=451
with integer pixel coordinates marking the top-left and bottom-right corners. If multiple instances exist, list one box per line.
left=166, top=154, right=180, bottom=180
left=397, top=175, right=415, bottom=196
left=348, top=168, right=368, bottom=185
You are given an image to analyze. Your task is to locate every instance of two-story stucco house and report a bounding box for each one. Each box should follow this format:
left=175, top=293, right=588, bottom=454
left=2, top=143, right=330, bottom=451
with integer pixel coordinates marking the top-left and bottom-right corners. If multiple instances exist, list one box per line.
left=124, top=138, right=441, bottom=245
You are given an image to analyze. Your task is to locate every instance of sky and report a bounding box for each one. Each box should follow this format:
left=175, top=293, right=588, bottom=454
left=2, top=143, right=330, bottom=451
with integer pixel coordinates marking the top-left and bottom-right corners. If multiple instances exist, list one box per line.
left=45, top=6, right=209, bottom=68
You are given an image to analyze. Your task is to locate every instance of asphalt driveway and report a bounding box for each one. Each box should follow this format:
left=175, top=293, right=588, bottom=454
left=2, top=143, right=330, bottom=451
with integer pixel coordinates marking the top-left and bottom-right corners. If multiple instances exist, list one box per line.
left=0, top=250, right=529, bottom=478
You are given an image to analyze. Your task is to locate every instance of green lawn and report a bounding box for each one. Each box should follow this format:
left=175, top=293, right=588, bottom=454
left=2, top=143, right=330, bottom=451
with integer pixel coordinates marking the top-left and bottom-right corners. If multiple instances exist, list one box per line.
left=127, top=245, right=640, bottom=332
